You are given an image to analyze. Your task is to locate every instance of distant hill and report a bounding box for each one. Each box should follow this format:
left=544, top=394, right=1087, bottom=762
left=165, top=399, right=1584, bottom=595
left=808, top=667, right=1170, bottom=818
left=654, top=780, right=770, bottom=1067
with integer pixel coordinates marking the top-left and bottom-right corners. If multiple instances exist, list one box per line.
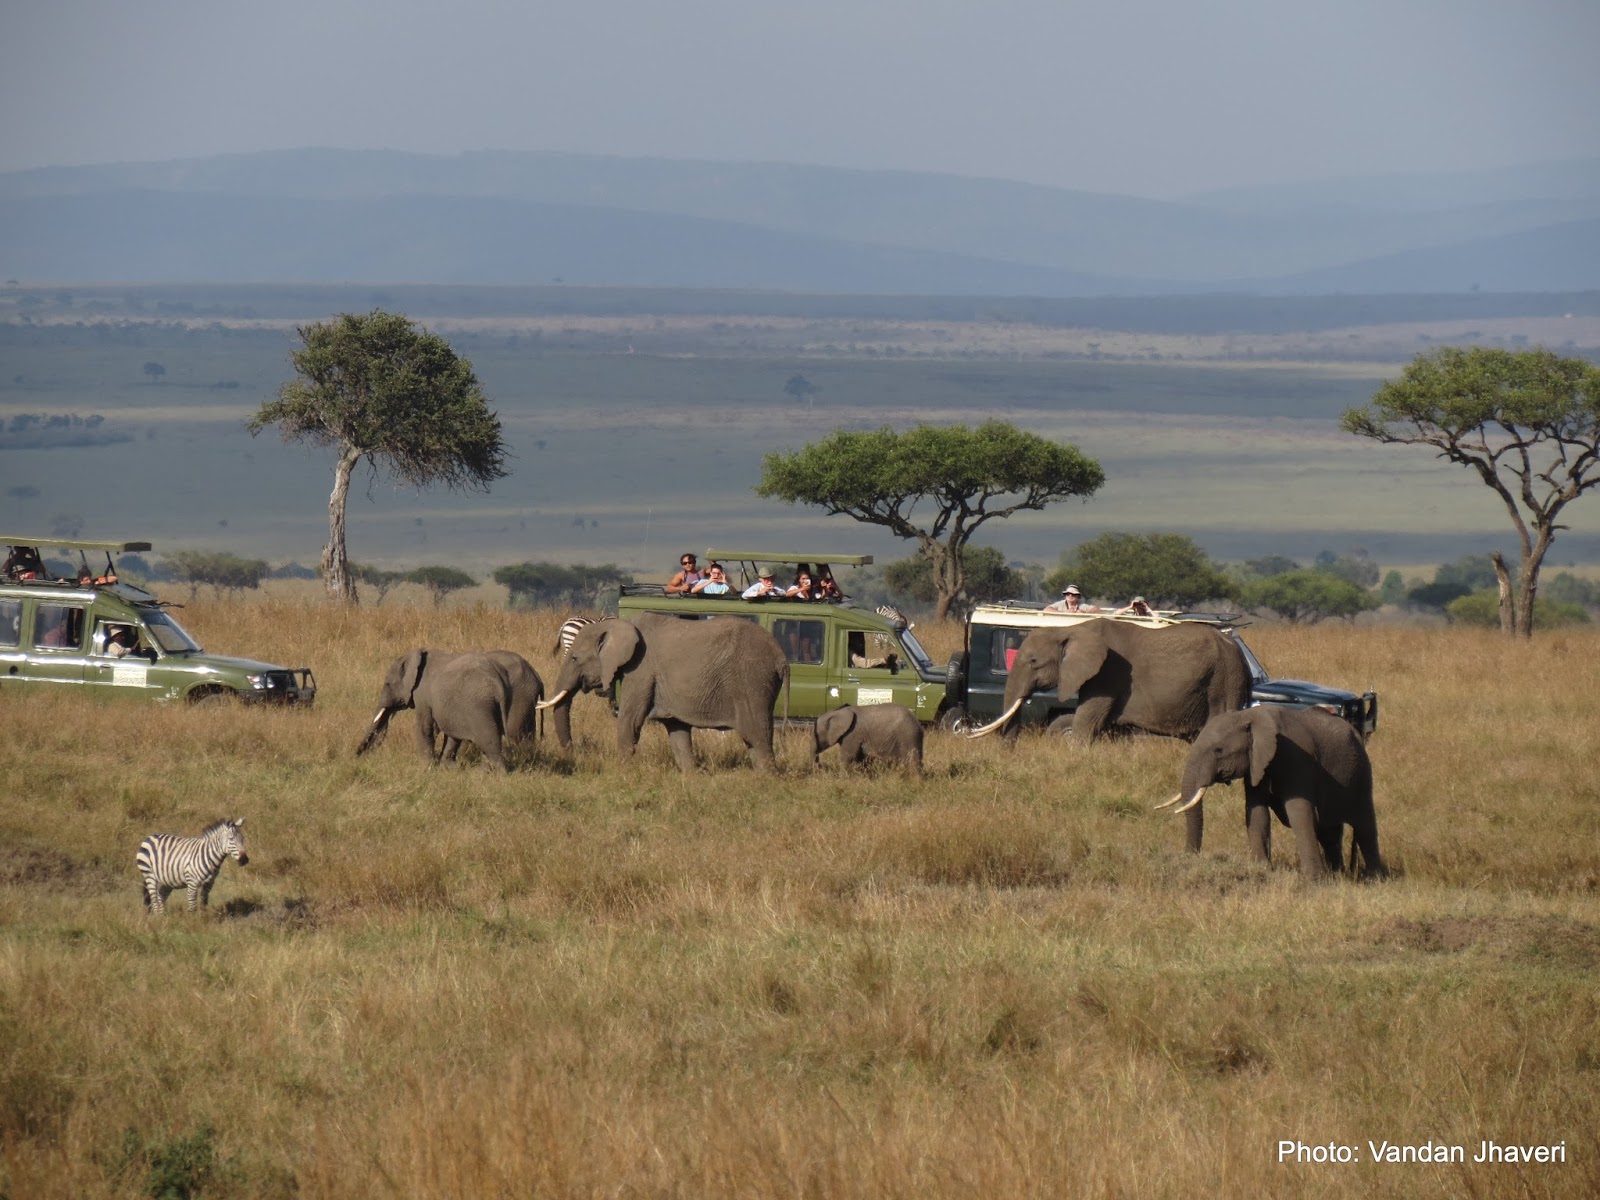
left=1, top=149, right=1596, bottom=294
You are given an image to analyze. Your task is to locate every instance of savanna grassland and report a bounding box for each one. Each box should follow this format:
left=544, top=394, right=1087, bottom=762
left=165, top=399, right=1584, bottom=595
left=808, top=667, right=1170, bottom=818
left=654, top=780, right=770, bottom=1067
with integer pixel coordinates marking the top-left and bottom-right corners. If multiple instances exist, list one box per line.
left=3, top=597, right=1598, bottom=1198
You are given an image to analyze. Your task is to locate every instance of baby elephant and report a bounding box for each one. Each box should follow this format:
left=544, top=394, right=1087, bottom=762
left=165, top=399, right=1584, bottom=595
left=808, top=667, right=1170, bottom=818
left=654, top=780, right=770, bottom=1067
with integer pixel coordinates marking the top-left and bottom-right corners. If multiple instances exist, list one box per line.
left=1158, top=705, right=1385, bottom=880
left=813, top=703, right=923, bottom=772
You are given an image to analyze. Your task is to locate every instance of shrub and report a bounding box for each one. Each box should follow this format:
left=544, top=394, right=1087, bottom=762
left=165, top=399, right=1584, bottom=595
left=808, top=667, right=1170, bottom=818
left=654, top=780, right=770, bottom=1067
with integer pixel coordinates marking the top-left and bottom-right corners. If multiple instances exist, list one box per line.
left=1445, top=589, right=1590, bottom=630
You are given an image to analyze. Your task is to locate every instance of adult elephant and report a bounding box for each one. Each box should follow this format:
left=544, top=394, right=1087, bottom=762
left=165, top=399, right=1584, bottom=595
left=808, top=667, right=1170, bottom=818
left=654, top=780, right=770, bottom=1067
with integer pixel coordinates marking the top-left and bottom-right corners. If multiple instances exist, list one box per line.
left=539, top=613, right=788, bottom=771
left=439, top=650, right=544, bottom=761
left=1157, top=706, right=1385, bottom=879
left=356, top=649, right=542, bottom=771
left=968, top=618, right=1250, bottom=852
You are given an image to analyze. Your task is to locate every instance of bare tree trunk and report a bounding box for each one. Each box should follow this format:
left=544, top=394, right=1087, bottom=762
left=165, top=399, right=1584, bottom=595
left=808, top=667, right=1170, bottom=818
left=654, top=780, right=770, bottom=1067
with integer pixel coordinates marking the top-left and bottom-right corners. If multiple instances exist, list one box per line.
left=323, top=447, right=361, bottom=604
left=1490, top=551, right=1516, bottom=637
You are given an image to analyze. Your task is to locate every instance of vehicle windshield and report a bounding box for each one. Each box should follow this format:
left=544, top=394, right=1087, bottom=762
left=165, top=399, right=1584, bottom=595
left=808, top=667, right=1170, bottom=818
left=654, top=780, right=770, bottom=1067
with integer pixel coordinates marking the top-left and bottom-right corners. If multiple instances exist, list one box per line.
left=142, top=610, right=202, bottom=654
left=897, top=629, right=935, bottom=675
left=1229, top=632, right=1271, bottom=684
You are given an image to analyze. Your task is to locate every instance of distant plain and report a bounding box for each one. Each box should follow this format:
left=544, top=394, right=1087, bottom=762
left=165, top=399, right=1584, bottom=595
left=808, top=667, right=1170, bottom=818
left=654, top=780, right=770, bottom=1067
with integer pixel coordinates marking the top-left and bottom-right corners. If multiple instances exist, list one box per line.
left=3, top=287, right=1598, bottom=579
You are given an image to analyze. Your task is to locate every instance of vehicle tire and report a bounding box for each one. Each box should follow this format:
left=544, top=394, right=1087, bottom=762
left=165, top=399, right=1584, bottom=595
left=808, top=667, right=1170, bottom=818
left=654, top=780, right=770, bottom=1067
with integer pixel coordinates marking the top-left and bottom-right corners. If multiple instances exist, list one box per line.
left=936, top=705, right=970, bottom=735
left=1045, top=714, right=1075, bottom=736
left=945, top=651, right=968, bottom=701
left=188, top=686, right=237, bottom=707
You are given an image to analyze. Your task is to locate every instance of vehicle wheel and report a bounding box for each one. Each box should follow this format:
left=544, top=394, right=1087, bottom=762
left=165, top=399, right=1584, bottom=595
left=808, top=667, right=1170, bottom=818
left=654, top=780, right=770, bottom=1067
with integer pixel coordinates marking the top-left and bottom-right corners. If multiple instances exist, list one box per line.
left=936, top=706, right=971, bottom=735
left=189, top=687, right=237, bottom=707
left=1045, top=714, right=1075, bottom=736
left=945, top=651, right=967, bottom=699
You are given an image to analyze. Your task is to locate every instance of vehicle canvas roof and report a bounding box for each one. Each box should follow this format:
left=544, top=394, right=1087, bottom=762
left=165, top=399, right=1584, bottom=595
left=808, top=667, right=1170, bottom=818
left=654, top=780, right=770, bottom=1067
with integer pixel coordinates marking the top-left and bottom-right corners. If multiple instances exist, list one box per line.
left=706, top=549, right=873, bottom=567
left=2, top=536, right=153, bottom=553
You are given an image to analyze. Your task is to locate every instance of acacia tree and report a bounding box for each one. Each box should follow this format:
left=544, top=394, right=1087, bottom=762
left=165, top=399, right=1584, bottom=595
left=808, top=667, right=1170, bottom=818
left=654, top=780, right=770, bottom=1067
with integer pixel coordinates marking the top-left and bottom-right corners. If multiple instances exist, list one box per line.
left=1342, top=347, right=1600, bottom=636
left=248, top=311, right=507, bottom=603
left=756, top=421, right=1104, bottom=620
left=1048, top=532, right=1235, bottom=609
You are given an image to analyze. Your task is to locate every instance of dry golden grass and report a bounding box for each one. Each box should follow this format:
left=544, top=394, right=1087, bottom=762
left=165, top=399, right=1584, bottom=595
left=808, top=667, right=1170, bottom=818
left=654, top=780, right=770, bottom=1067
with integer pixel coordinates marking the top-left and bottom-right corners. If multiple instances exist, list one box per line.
left=3, top=601, right=1598, bottom=1198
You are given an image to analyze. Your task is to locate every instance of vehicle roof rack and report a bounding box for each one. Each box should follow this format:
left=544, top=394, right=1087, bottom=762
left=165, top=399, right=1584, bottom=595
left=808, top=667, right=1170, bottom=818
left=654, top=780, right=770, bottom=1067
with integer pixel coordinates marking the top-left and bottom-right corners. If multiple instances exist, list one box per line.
left=2, top=536, right=153, bottom=552
left=706, top=550, right=873, bottom=567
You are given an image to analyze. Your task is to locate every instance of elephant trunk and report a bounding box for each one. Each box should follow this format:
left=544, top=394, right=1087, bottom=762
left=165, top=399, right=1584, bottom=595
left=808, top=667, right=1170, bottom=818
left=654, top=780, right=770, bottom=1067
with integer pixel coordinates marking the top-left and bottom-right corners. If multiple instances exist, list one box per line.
left=967, top=697, right=1024, bottom=739
left=356, top=707, right=394, bottom=756
left=539, top=688, right=575, bottom=749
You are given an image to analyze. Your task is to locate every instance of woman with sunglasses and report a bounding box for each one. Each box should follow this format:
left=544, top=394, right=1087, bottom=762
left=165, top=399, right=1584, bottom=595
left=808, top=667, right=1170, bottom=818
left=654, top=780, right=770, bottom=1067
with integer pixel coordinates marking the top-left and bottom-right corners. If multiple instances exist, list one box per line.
left=665, top=552, right=705, bottom=595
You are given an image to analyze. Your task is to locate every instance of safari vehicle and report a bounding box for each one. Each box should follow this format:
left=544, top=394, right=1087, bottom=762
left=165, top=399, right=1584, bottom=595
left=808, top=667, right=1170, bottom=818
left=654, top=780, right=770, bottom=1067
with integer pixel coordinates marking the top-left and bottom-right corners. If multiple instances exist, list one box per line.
left=615, top=550, right=951, bottom=724
left=945, top=601, right=1377, bottom=737
left=1, top=536, right=316, bottom=706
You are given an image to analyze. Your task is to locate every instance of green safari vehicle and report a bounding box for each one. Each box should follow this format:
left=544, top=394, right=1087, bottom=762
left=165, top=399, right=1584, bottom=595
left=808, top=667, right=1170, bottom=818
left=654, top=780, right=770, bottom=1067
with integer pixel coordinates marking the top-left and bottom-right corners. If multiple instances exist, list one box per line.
left=615, top=550, right=951, bottom=724
left=1, top=536, right=316, bottom=705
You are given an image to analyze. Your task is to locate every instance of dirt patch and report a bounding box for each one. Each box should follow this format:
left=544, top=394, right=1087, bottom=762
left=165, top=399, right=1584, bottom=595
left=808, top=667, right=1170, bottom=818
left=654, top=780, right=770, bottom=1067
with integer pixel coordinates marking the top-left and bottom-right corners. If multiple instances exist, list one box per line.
left=0, top=843, right=89, bottom=887
left=1373, top=916, right=1600, bottom=968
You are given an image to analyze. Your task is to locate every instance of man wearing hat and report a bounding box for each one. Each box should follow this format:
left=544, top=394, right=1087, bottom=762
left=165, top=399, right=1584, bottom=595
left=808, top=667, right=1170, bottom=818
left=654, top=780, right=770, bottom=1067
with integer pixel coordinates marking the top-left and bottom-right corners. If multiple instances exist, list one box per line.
left=1117, top=596, right=1153, bottom=616
left=742, top=566, right=787, bottom=599
left=1045, top=583, right=1099, bottom=614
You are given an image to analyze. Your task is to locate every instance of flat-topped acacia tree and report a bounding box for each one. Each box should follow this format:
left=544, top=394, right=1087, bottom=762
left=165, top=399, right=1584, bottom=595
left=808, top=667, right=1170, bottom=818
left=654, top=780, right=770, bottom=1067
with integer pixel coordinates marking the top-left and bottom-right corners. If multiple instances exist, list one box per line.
left=249, top=311, right=507, bottom=604
left=757, top=421, right=1104, bottom=620
left=1342, top=346, right=1600, bottom=637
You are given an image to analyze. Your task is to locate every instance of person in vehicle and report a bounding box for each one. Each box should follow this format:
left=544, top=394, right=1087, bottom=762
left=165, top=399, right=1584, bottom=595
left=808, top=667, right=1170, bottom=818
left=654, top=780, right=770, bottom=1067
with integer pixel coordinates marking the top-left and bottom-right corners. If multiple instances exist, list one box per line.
left=848, top=631, right=896, bottom=670
left=814, top=564, right=843, bottom=601
left=39, top=611, right=78, bottom=647
left=103, top=624, right=143, bottom=658
left=742, top=568, right=786, bottom=599
left=3, top=545, right=46, bottom=580
left=665, top=553, right=704, bottom=595
left=1044, top=584, right=1099, bottom=614
left=787, top=569, right=824, bottom=601
left=691, top=563, right=733, bottom=595
left=1116, top=596, right=1154, bottom=617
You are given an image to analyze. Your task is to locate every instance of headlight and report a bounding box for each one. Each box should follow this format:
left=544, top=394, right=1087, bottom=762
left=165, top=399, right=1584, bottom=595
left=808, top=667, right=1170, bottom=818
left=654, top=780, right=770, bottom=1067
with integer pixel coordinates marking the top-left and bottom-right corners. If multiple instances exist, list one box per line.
left=1313, top=702, right=1341, bottom=716
left=246, top=674, right=268, bottom=689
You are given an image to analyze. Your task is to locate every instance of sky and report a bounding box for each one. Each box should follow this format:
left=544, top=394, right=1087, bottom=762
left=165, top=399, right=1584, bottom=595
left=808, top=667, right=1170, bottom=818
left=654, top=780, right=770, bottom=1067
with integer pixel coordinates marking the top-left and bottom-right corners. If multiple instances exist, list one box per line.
left=2, top=0, right=1597, bottom=199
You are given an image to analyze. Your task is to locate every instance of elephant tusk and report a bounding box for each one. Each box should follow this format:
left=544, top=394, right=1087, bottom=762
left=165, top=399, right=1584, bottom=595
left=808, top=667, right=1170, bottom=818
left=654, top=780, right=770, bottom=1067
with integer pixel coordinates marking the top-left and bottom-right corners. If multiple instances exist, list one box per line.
left=535, top=688, right=571, bottom=711
left=369, top=709, right=386, bottom=725
left=966, top=698, right=1024, bottom=738
left=1153, top=791, right=1185, bottom=810
left=1172, top=787, right=1208, bottom=814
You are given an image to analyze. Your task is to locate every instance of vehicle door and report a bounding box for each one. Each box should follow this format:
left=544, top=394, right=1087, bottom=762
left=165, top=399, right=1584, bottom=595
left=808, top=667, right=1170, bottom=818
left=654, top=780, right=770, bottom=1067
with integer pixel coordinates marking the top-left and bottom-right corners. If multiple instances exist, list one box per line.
left=966, top=624, right=1037, bottom=723
left=769, top=613, right=831, bottom=719
left=84, top=616, right=165, bottom=699
left=834, top=622, right=919, bottom=711
left=0, top=597, right=25, bottom=688
left=23, top=600, right=90, bottom=688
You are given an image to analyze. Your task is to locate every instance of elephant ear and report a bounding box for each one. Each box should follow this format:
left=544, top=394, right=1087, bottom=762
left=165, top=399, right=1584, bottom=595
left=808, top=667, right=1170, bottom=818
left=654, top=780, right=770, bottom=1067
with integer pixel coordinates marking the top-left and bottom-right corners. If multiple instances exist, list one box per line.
left=1247, top=706, right=1282, bottom=788
left=820, top=707, right=855, bottom=747
left=401, top=649, right=428, bottom=705
left=1056, top=627, right=1109, bottom=703
left=596, top=622, right=643, bottom=690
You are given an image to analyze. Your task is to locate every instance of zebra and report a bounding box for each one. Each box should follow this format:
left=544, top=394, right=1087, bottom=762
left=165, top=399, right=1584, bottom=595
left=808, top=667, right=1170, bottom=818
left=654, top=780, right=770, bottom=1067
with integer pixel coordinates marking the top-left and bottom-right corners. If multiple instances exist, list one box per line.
left=137, top=817, right=249, bottom=915
left=552, top=615, right=611, bottom=659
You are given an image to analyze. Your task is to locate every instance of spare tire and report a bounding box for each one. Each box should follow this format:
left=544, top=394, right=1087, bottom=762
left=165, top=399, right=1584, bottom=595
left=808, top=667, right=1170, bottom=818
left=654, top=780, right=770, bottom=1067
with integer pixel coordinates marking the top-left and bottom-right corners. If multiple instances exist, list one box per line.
left=945, top=651, right=968, bottom=702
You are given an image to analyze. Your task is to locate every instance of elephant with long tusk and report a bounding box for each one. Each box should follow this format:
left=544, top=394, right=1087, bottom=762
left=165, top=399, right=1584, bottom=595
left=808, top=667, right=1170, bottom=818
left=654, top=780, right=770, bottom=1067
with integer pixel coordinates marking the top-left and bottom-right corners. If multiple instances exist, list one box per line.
left=1161, top=706, right=1386, bottom=879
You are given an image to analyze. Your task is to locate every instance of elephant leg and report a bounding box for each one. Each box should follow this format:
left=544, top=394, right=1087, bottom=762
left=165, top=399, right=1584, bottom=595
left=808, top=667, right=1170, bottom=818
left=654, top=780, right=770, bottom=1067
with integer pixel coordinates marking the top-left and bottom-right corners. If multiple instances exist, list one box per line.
left=661, top=719, right=697, bottom=773
left=1352, top=819, right=1387, bottom=880
left=616, top=692, right=651, bottom=759
left=1282, top=796, right=1329, bottom=881
left=414, top=711, right=441, bottom=764
left=1071, top=696, right=1115, bottom=741
left=479, top=734, right=507, bottom=773
left=1318, top=821, right=1346, bottom=875
left=1243, top=783, right=1273, bottom=862
left=440, top=736, right=462, bottom=763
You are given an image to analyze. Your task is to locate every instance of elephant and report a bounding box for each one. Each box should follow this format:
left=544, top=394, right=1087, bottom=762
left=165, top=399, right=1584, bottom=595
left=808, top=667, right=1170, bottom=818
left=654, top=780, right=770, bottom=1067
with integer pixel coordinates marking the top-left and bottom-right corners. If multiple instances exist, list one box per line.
left=813, top=703, right=923, bottom=772
left=1156, top=705, right=1386, bottom=880
left=969, top=618, right=1250, bottom=742
left=539, top=612, right=788, bottom=771
left=437, top=651, right=543, bottom=762
left=356, top=649, right=543, bottom=771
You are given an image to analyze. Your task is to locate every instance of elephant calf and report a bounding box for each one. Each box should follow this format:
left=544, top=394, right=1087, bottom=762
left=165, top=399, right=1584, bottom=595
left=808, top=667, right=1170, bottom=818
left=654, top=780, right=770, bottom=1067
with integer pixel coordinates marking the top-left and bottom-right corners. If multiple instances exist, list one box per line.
left=813, top=703, right=923, bottom=772
left=357, top=648, right=542, bottom=772
left=1157, top=705, right=1386, bottom=880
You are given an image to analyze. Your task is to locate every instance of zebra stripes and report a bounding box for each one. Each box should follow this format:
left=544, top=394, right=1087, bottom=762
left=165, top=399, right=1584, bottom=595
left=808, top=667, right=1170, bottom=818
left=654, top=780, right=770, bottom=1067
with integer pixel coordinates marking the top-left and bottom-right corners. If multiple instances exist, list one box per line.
left=137, top=817, right=249, bottom=915
left=553, top=615, right=610, bottom=658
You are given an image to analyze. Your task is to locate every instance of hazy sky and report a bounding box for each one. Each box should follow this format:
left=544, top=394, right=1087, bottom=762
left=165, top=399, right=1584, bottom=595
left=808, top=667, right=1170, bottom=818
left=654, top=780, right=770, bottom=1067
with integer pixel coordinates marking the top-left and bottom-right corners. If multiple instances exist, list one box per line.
left=3, top=0, right=1596, bottom=198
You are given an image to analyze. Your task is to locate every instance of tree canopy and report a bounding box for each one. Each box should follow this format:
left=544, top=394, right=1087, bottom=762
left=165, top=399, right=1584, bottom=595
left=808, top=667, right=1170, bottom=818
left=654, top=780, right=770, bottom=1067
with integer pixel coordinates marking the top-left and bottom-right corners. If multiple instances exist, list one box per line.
left=756, top=421, right=1104, bottom=620
left=1342, top=346, right=1600, bottom=636
left=492, top=561, right=634, bottom=611
left=248, top=310, right=507, bottom=603
left=1242, top=570, right=1379, bottom=624
left=1047, top=532, right=1235, bottom=609
left=407, top=566, right=477, bottom=607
